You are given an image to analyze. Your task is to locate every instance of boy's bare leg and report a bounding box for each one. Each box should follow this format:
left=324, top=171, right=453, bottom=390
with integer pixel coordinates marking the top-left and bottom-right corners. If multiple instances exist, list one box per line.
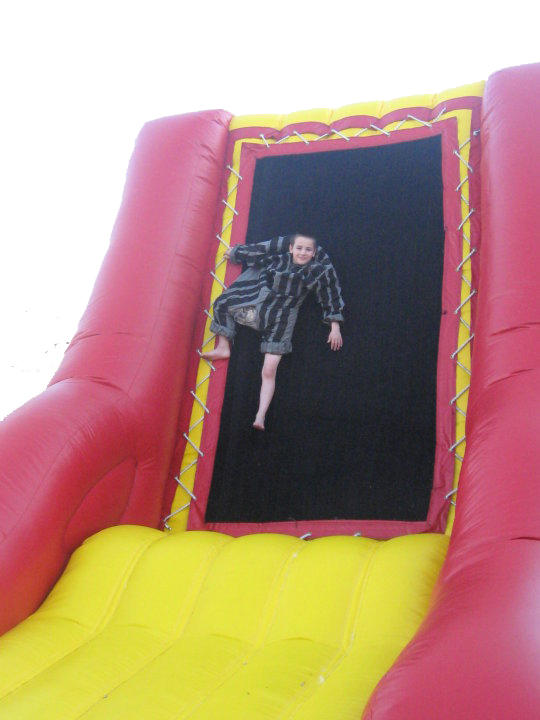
left=253, top=353, right=282, bottom=430
left=201, top=334, right=231, bottom=361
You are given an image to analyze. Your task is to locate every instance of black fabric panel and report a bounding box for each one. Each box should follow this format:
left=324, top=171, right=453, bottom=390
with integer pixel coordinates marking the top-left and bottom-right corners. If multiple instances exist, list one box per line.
left=206, top=136, right=444, bottom=523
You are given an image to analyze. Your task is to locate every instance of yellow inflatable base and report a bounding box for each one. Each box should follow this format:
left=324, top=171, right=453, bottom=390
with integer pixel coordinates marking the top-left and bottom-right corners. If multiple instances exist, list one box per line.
left=0, top=526, right=448, bottom=719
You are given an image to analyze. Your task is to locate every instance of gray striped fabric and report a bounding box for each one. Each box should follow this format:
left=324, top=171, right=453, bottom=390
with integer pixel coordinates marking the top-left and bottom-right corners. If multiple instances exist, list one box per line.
left=211, top=236, right=344, bottom=354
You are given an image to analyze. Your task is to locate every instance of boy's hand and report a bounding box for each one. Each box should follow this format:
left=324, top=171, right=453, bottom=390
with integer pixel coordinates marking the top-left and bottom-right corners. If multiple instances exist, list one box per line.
left=224, top=248, right=232, bottom=260
left=327, top=324, right=343, bottom=351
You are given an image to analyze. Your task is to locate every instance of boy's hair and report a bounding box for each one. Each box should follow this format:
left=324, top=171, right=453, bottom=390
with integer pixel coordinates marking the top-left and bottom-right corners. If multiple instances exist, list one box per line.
left=289, top=233, right=318, bottom=249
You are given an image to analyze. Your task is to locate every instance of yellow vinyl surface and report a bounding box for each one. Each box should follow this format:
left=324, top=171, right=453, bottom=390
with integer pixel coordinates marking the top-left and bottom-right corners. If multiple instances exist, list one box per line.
left=0, top=525, right=448, bottom=719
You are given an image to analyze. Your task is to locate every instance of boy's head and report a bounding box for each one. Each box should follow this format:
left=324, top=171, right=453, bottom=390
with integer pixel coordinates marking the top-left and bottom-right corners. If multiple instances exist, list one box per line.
left=289, top=234, right=317, bottom=265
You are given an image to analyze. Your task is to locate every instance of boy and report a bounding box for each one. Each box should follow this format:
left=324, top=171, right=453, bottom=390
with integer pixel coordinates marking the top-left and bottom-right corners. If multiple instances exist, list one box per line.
left=203, top=234, right=344, bottom=430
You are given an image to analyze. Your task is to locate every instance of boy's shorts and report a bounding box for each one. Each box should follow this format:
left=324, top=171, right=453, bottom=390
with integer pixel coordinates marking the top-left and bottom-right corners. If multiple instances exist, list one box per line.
left=231, top=305, right=259, bottom=330
left=210, top=274, right=299, bottom=355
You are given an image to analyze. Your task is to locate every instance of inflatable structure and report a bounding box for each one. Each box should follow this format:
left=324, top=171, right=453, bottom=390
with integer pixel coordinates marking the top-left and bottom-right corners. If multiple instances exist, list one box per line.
left=0, top=64, right=539, bottom=719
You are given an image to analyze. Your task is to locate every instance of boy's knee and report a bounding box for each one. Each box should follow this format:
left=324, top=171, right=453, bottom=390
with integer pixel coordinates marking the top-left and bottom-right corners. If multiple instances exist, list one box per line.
left=261, top=358, right=280, bottom=380
left=261, top=365, right=276, bottom=381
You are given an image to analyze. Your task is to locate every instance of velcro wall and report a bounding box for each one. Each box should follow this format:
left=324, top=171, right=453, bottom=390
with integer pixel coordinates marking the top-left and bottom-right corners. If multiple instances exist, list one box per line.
left=165, top=86, right=482, bottom=539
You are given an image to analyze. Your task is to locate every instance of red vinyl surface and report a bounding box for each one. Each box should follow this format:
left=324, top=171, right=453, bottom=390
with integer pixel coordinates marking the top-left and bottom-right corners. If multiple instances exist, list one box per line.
left=0, top=110, right=232, bottom=634
left=364, top=63, right=540, bottom=719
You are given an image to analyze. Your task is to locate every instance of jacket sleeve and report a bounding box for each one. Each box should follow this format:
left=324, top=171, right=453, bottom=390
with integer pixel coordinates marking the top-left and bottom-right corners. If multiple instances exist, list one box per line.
left=314, top=250, right=345, bottom=323
left=228, top=235, right=291, bottom=266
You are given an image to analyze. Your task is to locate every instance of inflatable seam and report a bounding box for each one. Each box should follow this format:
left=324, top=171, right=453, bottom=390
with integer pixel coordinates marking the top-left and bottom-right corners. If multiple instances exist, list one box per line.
left=278, top=541, right=382, bottom=717
left=59, top=534, right=235, bottom=716
left=0, top=531, right=165, bottom=698
left=125, top=157, right=202, bottom=398
left=62, top=457, right=137, bottom=552
left=133, top=539, right=311, bottom=716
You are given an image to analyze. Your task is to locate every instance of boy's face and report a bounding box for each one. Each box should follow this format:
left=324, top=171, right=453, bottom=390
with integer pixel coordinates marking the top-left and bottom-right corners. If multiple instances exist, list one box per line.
left=290, top=235, right=316, bottom=265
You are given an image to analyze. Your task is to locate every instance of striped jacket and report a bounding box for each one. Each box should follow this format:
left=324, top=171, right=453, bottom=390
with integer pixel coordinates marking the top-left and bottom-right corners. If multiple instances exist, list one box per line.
left=228, top=235, right=344, bottom=323
left=212, top=235, right=344, bottom=354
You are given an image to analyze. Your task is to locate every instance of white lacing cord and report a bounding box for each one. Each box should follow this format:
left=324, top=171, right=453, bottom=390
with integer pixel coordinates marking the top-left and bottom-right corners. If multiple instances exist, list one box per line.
left=447, top=127, right=479, bottom=508
left=162, top=164, right=241, bottom=530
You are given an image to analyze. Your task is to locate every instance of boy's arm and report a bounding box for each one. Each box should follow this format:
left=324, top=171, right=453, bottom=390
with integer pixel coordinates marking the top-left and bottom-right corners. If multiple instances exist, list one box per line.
left=315, top=254, right=345, bottom=324
left=328, top=321, right=343, bottom=350
left=320, top=262, right=344, bottom=350
left=227, top=235, right=291, bottom=266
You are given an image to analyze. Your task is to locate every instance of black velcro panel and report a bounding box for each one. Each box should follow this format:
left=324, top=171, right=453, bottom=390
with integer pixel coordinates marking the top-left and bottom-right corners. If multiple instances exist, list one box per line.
left=206, top=135, right=444, bottom=523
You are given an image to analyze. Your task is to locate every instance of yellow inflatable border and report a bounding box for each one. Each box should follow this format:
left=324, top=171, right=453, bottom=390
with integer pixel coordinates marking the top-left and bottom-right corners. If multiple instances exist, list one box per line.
left=168, top=83, right=484, bottom=535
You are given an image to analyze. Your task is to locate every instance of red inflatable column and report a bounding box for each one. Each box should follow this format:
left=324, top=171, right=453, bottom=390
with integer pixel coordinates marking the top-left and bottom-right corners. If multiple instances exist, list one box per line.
left=0, top=110, right=231, bottom=635
left=364, top=63, right=540, bottom=720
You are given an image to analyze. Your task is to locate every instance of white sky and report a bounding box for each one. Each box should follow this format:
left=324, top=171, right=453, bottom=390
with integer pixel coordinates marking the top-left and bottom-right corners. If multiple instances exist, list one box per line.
left=0, top=0, right=537, bottom=419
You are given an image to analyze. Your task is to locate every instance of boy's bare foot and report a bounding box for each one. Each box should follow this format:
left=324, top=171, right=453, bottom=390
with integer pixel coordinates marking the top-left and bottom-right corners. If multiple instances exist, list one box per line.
left=253, top=416, right=265, bottom=431
left=201, top=347, right=230, bottom=361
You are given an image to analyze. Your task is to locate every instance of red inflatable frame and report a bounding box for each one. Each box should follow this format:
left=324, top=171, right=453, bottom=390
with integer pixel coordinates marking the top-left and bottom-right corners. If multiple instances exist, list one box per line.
left=0, top=65, right=539, bottom=718
left=187, top=116, right=477, bottom=539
